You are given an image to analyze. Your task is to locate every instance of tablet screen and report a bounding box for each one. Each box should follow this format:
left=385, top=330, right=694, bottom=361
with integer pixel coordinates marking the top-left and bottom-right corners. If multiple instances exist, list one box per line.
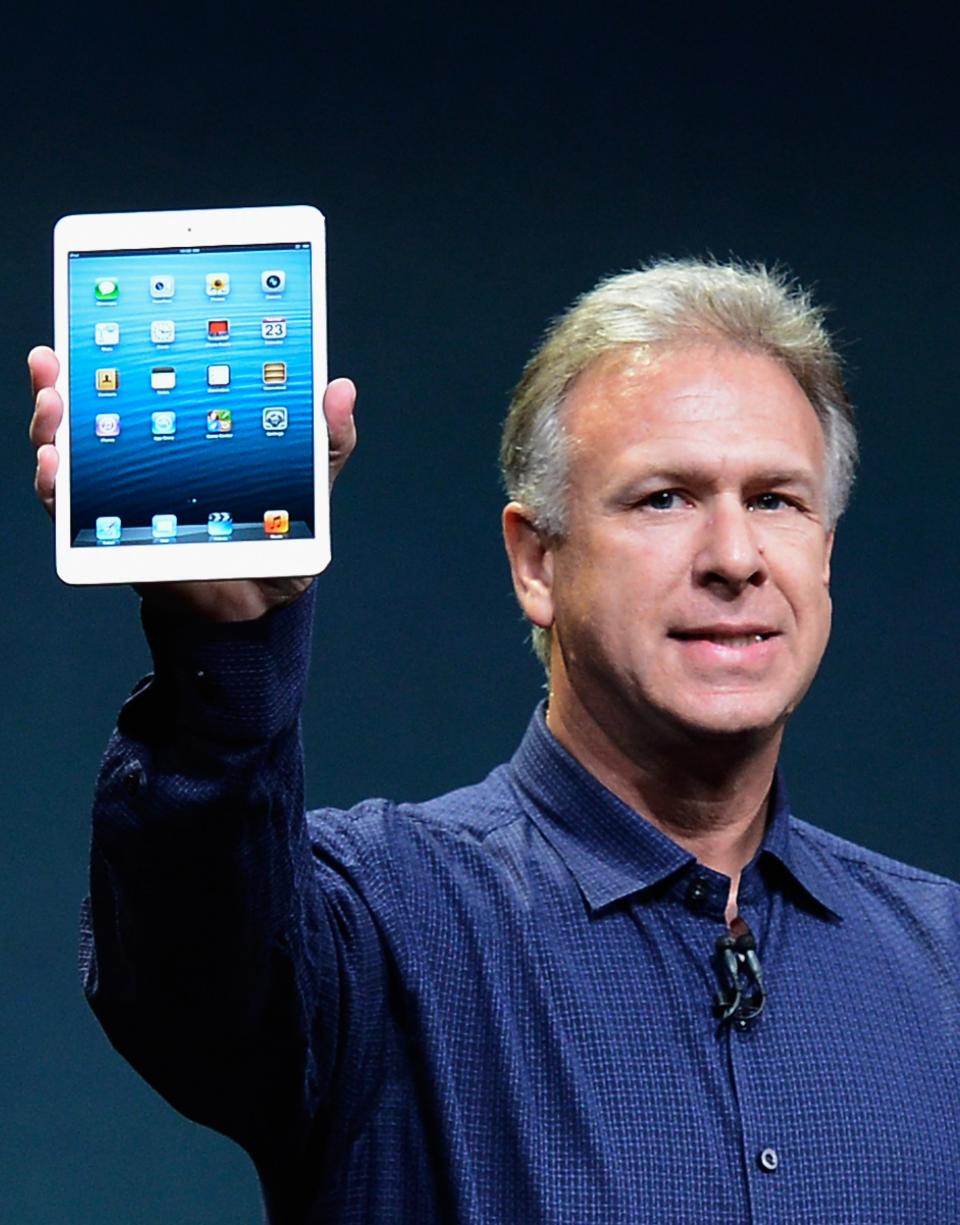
left=67, top=241, right=314, bottom=548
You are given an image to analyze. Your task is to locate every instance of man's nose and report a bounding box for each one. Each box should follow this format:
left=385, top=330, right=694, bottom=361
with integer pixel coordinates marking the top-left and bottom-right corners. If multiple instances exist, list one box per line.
left=693, top=498, right=767, bottom=591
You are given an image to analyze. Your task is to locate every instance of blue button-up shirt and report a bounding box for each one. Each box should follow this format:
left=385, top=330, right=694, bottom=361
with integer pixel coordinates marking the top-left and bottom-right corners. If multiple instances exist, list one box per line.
left=85, top=589, right=960, bottom=1223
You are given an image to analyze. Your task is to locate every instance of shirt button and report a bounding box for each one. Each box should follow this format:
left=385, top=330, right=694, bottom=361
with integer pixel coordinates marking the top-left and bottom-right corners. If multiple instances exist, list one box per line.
left=685, top=877, right=709, bottom=908
left=757, top=1147, right=779, bottom=1173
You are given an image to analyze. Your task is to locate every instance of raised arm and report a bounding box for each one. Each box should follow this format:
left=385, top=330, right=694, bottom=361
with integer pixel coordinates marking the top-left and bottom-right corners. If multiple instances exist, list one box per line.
left=29, top=348, right=387, bottom=1170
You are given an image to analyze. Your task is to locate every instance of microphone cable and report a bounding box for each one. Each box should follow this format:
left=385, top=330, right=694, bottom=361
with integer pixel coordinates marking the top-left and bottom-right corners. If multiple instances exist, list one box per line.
left=714, top=915, right=766, bottom=1029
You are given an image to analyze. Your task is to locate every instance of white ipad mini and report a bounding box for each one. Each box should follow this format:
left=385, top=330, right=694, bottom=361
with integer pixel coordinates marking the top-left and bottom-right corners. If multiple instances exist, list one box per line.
left=53, top=205, right=328, bottom=584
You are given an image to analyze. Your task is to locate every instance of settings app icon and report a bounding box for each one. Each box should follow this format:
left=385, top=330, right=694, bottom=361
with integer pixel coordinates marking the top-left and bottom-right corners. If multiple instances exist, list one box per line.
left=262, top=406, right=288, bottom=434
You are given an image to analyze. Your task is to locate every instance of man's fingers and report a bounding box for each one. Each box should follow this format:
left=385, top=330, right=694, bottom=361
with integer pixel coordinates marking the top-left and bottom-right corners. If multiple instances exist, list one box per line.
left=35, top=443, right=58, bottom=517
left=323, top=377, right=358, bottom=484
left=30, top=386, right=64, bottom=448
left=28, top=346, right=59, bottom=399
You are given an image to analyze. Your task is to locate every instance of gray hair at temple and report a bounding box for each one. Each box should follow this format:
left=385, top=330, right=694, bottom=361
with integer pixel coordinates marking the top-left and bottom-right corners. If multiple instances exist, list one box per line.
left=499, top=258, right=858, bottom=671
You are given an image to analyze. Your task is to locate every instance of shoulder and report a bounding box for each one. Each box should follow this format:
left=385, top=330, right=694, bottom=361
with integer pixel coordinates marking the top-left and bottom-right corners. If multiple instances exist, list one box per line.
left=305, top=764, right=528, bottom=874
left=790, top=814, right=960, bottom=923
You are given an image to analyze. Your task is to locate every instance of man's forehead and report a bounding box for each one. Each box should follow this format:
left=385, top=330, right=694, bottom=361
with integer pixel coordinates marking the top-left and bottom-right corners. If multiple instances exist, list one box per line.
left=561, top=341, right=828, bottom=489
left=564, top=341, right=822, bottom=436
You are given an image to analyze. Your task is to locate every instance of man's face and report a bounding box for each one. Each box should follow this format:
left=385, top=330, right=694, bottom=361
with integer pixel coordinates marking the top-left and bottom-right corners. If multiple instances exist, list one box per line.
left=544, top=342, right=834, bottom=749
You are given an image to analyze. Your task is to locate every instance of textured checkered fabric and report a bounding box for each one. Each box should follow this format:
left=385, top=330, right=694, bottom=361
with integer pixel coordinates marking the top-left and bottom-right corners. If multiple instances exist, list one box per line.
left=82, top=588, right=960, bottom=1223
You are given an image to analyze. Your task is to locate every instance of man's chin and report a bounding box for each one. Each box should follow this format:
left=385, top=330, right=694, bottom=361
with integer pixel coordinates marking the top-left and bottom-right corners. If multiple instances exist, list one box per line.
left=664, top=699, right=790, bottom=745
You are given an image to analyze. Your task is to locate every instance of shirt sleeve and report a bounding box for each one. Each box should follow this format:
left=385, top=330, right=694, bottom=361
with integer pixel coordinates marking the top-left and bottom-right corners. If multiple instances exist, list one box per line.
left=80, top=584, right=388, bottom=1166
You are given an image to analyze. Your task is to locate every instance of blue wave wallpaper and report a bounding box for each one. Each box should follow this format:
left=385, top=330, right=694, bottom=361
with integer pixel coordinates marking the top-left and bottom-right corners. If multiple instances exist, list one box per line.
left=68, top=243, right=315, bottom=544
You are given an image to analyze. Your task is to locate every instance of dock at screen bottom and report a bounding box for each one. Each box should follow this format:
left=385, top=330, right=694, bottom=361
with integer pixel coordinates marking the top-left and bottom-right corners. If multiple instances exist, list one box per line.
left=74, top=515, right=312, bottom=546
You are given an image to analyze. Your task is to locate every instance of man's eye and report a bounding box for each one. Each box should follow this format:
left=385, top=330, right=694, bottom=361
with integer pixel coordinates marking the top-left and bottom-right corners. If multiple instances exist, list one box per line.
left=640, top=490, right=684, bottom=510
left=749, top=492, right=793, bottom=511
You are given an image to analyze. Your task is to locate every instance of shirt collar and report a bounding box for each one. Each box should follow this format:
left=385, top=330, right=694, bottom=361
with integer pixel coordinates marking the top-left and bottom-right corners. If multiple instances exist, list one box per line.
left=509, top=703, right=843, bottom=921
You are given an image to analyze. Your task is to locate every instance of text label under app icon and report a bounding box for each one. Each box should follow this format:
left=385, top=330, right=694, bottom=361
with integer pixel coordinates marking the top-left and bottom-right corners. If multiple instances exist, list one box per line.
left=261, top=316, right=287, bottom=340
left=95, top=278, right=119, bottom=302
left=151, top=410, right=177, bottom=436
left=261, top=270, right=286, bottom=293
left=207, top=512, right=233, bottom=539
left=206, top=273, right=230, bottom=296
left=95, top=321, right=120, bottom=347
left=96, top=516, right=122, bottom=543
left=150, top=320, right=176, bottom=344
left=150, top=275, right=175, bottom=299
left=96, top=368, right=119, bottom=393
left=262, top=406, right=288, bottom=433
left=152, top=513, right=177, bottom=541
left=263, top=509, right=289, bottom=535
left=151, top=366, right=176, bottom=391
left=95, top=413, right=121, bottom=438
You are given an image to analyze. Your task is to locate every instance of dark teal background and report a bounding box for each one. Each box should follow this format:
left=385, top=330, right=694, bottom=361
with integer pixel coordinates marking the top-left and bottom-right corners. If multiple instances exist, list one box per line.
left=3, top=7, right=957, bottom=1222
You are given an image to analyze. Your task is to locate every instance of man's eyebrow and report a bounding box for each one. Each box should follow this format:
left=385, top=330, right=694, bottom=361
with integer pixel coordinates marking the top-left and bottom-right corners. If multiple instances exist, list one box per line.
left=613, top=466, right=820, bottom=489
left=745, top=469, right=820, bottom=489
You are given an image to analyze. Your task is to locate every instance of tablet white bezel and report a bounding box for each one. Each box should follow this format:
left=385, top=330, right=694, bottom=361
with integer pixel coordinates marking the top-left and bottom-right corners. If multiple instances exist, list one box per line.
left=53, top=205, right=328, bottom=585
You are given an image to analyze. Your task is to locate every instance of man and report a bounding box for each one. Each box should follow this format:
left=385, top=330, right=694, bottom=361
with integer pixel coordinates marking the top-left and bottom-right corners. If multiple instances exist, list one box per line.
left=29, top=260, right=960, bottom=1223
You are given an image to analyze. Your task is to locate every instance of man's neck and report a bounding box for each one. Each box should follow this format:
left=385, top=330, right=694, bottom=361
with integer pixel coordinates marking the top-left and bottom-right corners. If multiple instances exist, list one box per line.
left=545, top=685, right=782, bottom=894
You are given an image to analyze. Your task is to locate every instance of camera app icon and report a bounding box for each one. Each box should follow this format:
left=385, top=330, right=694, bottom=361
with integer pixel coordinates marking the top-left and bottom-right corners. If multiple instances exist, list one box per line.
left=150, top=275, right=175, bottom=299
left=261, top=270, right=286, bottom=293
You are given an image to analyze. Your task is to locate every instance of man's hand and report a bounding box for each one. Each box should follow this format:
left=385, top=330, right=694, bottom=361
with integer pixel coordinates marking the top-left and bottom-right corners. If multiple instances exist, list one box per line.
left=28, top=346, right=357, bottom=622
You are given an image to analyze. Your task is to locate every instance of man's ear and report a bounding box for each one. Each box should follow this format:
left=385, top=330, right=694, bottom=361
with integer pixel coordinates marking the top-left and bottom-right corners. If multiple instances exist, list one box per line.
left=823, top=529, right=835, bottom=586
left=502, top=502, right=555, bottom=629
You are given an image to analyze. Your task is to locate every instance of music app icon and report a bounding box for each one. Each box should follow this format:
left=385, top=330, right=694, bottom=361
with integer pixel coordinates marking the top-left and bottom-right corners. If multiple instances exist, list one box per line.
left=263, top=509, right=289, bottom=535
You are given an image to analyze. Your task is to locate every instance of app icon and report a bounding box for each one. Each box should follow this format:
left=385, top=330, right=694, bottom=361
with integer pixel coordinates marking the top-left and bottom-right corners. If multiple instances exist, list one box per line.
left=152, top=513, right=177, bottom=540
left=96, top=368, right=119, bottom=392
left=261, top=316, right=287, bottom=340
left=263, top=360, right=287, bottom=386
left=206, top=407, right=233, bottom=433
left=95, top=321, right=120, bottom=347
left=150, top=275, right=175, bottom=299
left=263, top=509, right=289, bottom=535
left=261, top=270, right=286, bottom=293
left=207, top=364, right=231, bottom=387
left=151, top=366, right=176, bottom=391
left=95, top=515, right=122, bottom=543
left=95, top=278, right=119, bottom=302
left=150, top=319, right=176, bottom=344
left=95, top=412, right=121, bottom=438
left=207, top=511, right=233, bottom=538
left=262, top=405, right=288, bottom=433
left=206, top=272, right=230, bottom=296
left=151, top=410, right=177, bottom=436
left=207, top=318, right=230, bottom=341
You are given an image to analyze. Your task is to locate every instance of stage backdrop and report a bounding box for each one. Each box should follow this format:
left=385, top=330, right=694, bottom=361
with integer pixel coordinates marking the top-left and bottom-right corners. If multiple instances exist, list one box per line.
left=2, top=8, right=956, bottom=1222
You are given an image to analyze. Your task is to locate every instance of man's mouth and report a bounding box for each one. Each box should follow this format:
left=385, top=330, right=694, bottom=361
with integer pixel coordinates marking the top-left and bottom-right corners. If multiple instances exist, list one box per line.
left=670, top=630, right=779, bottom=647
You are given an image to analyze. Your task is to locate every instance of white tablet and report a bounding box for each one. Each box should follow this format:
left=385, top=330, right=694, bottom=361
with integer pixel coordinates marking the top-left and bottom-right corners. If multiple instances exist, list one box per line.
left=53, top=205, right=328, bottom=585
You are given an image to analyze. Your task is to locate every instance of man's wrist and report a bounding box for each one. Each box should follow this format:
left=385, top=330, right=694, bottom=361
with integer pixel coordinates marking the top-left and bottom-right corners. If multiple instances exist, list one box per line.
left=137, top=582, right=317, bottom=744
